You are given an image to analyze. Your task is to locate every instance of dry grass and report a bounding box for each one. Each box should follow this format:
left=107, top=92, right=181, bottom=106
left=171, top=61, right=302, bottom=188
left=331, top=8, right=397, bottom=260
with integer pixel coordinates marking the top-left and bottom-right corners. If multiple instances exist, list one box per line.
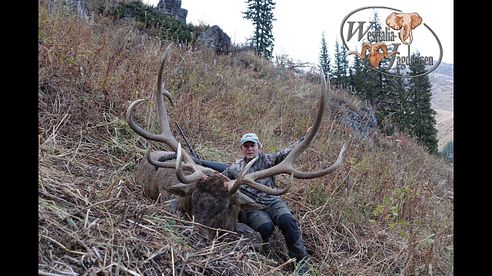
left=39, top=5, right=453, bottom=275
left=39, top=147, right=281, bottom=275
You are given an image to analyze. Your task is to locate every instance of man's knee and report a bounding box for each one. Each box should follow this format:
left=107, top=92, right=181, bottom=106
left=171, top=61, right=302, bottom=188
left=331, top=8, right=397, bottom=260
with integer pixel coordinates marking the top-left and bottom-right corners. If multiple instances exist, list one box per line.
left=277, top=214, right=298, bottom=229
left=277, top=214, right=300, bottom=243
left=257, top=222, right=274, bottom=241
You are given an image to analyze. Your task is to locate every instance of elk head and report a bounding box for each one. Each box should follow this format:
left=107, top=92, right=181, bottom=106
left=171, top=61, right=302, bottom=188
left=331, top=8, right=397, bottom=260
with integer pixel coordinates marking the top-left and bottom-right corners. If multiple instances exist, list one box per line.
left=126, top=44, right=346, bottom=235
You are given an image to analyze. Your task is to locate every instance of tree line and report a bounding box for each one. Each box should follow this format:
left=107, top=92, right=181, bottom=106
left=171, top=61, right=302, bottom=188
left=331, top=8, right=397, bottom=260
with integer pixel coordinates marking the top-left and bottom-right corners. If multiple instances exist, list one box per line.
left=244, top=2, right=438, bottom=155
left=319, top=33, right=438, bottom=155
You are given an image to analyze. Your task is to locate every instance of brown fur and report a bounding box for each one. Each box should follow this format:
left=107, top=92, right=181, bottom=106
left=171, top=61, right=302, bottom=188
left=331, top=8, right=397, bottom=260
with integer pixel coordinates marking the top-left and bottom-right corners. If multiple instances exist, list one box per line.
left=192, top=173, right=238, bottom=231
left=135, top=151, right=182, bottom=201
left=136, top=152, right=250, bottom=234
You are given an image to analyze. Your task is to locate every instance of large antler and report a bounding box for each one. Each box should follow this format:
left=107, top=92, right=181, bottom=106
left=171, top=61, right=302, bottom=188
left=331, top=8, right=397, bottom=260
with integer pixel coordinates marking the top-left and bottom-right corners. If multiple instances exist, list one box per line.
left=126, top=43, right=208, bottom=183
left=127, top=44, right=299, bottom=194
left=174, top=144, right=291, bottom=196
left=229, top=72, right=346, bottom=193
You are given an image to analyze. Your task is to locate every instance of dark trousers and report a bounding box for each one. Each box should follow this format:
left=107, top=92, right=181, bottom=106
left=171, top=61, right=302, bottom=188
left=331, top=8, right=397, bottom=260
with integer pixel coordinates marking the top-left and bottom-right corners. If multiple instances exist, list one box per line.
left=247, top=200, right=308, bottom=261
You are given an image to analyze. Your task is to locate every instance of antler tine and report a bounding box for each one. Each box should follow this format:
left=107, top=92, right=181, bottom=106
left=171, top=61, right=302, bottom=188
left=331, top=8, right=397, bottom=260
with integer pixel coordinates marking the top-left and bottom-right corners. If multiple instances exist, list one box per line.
left=156, top=43, right=177, bottom=145
left=126, top=43, right=179, bottom=151
left=126, top=43, right=198, bottom=169
left=146, top=148, right=176, bottom=169
left=228, top=157, right=292, bottom=195
left=243, top=173, right=293, bottom=195
left=228, top=156, right=258, bottom=194
left=237, top=72, right=345, bottom=188
left=287, top=71, right=329, bottom=161
left=292, top=143, right=346, bottom=178
left=176, top=143, right=210, bottom=183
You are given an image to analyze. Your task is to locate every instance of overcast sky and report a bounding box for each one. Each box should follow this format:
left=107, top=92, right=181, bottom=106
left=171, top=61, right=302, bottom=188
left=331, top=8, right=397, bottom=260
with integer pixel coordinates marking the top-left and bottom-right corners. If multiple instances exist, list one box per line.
left=142, top=0, right=453, bottom=66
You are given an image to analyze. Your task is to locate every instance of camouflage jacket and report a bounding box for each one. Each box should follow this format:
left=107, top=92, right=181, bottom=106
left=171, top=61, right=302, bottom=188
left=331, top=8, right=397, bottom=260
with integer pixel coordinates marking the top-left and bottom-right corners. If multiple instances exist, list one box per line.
left=222, top=137, right=304, bottom=206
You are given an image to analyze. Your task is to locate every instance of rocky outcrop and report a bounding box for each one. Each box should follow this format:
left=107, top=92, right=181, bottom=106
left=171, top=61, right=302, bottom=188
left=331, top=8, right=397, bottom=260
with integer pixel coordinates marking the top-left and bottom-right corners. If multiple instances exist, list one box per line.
left=329, top=100, right=378, bottom=140
left=44, top=0, right=90, bottom=18
left=340, top=106, right=378, bottom=140
left=157, top=0, right=188, bottom=23
left=197, top=25, right=232, bottom=55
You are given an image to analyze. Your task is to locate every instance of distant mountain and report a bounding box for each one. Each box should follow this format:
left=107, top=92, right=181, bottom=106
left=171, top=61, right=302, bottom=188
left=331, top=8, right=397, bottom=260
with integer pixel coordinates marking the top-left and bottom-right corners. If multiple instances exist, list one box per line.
left=429, top=62, right=453, bottom=150
left=429, top=62, right=453, bottom=112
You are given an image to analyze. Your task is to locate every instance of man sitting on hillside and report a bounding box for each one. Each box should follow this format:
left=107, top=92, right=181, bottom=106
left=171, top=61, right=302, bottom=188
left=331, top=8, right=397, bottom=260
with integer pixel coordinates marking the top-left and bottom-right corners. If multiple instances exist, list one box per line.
left=221, top=130, right=312, bottom=273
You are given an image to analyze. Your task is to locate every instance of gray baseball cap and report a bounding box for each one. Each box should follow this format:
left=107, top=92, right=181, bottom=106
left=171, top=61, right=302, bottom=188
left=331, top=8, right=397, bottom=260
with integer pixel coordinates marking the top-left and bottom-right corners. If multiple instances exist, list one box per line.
left=240, top=133, right=259, bottom=145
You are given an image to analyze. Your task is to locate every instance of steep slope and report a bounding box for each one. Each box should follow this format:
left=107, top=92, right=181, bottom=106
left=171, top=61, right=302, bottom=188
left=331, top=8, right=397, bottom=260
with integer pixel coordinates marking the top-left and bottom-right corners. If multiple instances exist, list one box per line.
left=38, top=5, right=454, bottom=275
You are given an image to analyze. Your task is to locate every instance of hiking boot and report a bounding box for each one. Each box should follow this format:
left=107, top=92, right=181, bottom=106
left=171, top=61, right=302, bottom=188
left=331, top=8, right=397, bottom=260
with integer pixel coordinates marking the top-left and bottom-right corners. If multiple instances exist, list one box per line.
left=296, top=258, right=311, bottom=275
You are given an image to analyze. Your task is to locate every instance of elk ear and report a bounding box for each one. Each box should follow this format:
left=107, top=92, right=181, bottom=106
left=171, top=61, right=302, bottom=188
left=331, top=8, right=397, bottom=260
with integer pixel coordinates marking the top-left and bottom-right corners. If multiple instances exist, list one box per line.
left=232, top=191, right=262, bottom=210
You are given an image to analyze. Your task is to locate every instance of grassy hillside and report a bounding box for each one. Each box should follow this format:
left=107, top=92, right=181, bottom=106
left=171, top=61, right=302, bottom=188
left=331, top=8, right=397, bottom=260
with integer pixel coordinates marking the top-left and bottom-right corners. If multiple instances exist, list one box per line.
left=38, top=5, right=453, bottom=275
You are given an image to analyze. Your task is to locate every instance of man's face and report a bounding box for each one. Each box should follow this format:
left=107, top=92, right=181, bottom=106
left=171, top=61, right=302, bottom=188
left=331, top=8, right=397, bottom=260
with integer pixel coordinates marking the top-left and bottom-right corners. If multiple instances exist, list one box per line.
left=241, top=141, right=260, bottom=161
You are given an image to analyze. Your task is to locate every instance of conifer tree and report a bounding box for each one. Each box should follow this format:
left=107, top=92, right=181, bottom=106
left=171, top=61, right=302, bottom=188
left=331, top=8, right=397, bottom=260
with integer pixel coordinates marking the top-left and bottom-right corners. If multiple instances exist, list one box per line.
left=334, top=41, right=342, bottom=86
left=351, top=55, right=366, bottom=98
left=334, top=40, right=350, bottom=87
left=391, top=70, right=411, bottom=131
left=353, top=13, right=390, bottom=105
left=369, top=11, right=389, bottom=108
left=351, top=53, right=380, bottom=105
left=319, top=32, right=331, bottom=80
left=377, top=67, right=409, bottom=134
left=243, top=0, right=276, bottom=59
left=340, top=42, right=350, bottom=87
left=407, top=53, right=438, bottom=154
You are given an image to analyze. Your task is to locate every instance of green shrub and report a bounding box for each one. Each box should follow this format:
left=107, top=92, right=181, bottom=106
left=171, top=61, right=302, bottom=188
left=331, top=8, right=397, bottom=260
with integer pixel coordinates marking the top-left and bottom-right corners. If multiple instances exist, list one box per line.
left=107, top=1, right=195, bottom=43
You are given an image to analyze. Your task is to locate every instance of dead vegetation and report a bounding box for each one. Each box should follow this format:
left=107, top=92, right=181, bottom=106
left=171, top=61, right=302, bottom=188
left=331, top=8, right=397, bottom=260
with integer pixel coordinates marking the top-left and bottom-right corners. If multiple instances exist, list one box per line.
left=38, top=4, right=453, bottom=275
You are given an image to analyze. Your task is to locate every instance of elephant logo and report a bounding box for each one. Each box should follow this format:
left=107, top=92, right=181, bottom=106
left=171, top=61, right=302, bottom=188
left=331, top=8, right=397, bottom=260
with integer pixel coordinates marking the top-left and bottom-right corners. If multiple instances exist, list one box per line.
left=348, top=42, right=399, bottom=68
left=386, top=12, right=423, bottom=45
left=341, top=6, right=443, bottom=77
